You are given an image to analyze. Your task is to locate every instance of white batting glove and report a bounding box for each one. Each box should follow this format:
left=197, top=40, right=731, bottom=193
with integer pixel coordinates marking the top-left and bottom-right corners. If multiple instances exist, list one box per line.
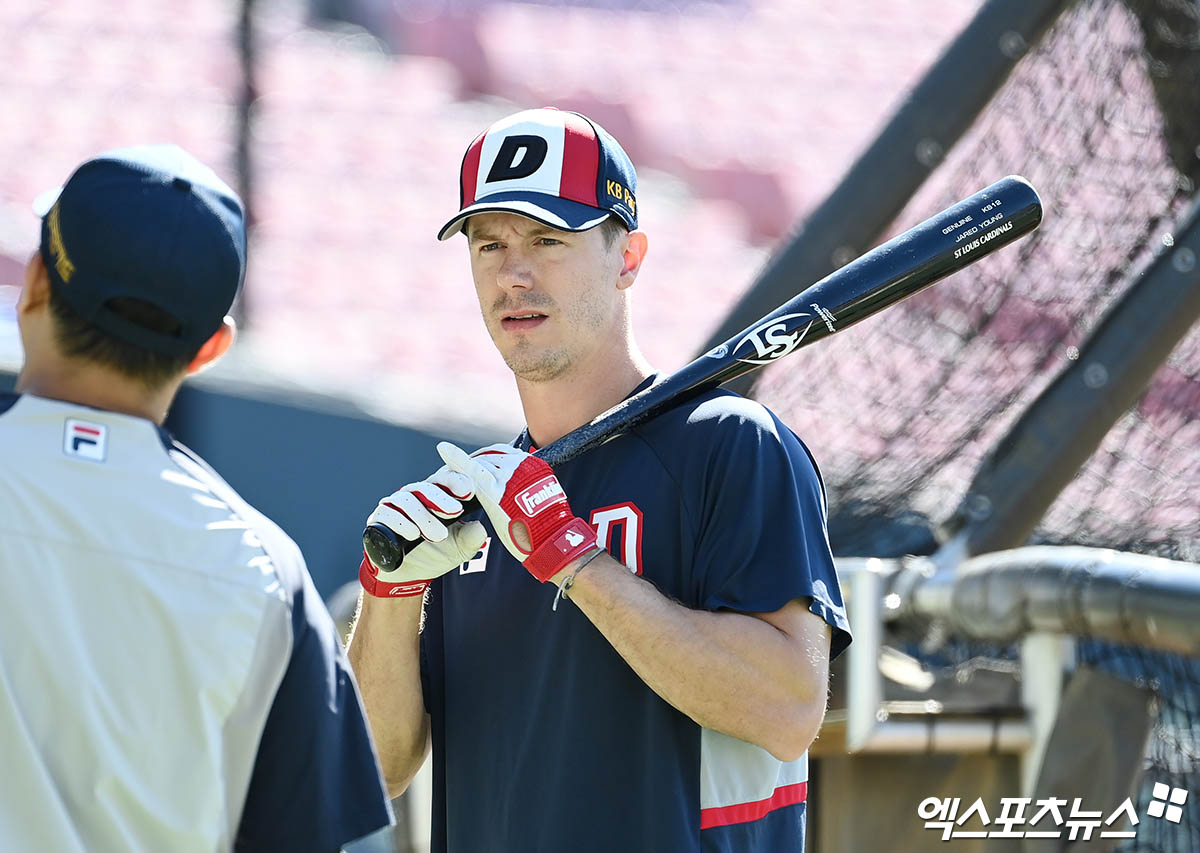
left=436, top=442, right=599, bottom=583
left=359, top=465, right=487, bottom=598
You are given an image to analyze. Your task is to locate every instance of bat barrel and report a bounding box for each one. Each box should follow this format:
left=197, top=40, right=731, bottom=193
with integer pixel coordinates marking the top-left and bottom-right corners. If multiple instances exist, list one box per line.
left=813, top=174, right=1042, bottom=332
left=363, top=176, right=1043, bottom=572
left=546, top=177, right=1042, bottom=465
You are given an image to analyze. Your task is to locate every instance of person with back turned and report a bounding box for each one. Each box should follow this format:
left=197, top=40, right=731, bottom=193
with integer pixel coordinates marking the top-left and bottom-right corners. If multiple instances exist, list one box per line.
left=0, top=145, right=393, bottom=852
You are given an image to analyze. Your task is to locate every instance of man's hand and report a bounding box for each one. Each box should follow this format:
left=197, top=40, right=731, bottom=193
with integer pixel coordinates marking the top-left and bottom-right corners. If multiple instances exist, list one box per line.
left=436, top=442, right=598, bottom=583
left=359, top=465, right=487, bottom=598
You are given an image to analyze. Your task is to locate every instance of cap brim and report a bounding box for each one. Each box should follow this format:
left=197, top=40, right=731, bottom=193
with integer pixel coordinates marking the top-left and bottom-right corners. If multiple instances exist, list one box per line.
left=437, top=192, right=610, bottom=241
left=32, top=186, right=63, bottom=217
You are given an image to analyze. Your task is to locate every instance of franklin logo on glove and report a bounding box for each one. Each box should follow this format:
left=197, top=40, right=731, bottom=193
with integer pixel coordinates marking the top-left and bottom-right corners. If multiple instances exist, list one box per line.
left=436, top=442, right=600, bottom=583
left=516, top=476, right=567, bottom=517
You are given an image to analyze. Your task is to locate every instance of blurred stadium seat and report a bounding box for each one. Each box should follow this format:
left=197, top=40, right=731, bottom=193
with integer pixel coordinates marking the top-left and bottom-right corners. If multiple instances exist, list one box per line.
left=0, top=0, right=976, bottom=435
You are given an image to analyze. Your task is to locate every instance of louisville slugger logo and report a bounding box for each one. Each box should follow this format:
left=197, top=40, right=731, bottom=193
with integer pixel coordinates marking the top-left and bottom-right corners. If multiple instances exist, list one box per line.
left=733, top=313, right=814, bottom=364
left=516, top=476, right=566, bottom=517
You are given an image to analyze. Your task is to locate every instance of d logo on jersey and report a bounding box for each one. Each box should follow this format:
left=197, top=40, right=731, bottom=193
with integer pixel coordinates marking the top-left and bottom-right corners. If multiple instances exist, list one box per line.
left=459, top=503, right=645, bottom=577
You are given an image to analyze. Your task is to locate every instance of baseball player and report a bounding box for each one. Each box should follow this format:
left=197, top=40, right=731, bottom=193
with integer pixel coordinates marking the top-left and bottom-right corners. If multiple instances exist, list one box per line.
left=0, top=146, right=393, bottom=852
left=348, top=108, right=851, bottom=852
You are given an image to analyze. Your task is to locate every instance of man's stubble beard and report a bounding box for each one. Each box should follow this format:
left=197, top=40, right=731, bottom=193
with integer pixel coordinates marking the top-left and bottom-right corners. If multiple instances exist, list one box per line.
left=500, top=337, right=572, bottom=383
left=493, top=305, right=611, bottom=384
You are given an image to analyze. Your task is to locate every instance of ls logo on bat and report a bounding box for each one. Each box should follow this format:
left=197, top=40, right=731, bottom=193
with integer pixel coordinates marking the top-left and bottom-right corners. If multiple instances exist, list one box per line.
left=731, top=312, right=815, bottom=364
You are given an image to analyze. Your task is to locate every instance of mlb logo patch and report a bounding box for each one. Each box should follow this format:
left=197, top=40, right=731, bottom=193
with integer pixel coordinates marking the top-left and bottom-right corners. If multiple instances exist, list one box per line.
left=63, top=419, right=106, bottom=462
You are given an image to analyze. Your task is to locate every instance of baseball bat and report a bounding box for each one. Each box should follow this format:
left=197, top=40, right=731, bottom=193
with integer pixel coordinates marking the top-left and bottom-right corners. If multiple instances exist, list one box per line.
left=363, top=175, right=1043, bottom=571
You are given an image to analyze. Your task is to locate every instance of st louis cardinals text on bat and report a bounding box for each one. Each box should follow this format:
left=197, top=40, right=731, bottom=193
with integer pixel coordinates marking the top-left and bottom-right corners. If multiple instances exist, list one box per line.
left=954, top=220, right=1015, bottom=260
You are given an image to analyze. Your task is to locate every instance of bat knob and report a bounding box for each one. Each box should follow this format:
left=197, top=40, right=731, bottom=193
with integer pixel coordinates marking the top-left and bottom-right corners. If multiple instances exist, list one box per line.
left=363, top=523, right=409, bottom=572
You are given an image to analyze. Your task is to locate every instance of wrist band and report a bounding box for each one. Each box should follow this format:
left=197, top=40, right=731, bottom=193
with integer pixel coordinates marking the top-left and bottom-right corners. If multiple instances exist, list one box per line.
left=358, top=554, right=430, bottom=599
left=552, top=548, right=605, bottom=612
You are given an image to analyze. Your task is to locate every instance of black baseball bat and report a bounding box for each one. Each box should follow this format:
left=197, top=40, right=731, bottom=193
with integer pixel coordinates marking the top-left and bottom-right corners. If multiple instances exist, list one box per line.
left=363, top=175, right=1043, bottom=571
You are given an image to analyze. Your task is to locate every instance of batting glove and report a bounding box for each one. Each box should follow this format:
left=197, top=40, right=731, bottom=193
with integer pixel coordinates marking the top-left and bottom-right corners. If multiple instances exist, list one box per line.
left=436, top=442, right=598, bottom=583
left=359, top=465, right=487, bottom=598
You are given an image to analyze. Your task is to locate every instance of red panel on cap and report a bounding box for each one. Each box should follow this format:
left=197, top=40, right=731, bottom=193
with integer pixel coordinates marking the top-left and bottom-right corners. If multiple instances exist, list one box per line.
left=459, top=132, right=485, bottom=206
left=559, top=113, right=599, bottom=207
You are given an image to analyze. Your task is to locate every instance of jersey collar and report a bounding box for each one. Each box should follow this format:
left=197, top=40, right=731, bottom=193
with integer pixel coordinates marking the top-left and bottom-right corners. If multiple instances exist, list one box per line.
left=517, top=372, right=660, bottom=453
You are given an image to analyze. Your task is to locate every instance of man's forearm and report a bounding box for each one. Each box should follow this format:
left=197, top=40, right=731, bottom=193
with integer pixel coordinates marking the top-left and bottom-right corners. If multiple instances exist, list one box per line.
left=346, top=593, right=429, bottom=797
left=558, top=553, right=831, bottom=762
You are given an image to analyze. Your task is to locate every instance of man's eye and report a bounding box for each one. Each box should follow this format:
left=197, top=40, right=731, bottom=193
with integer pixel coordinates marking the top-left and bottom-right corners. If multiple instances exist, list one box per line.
left=539, top=237, right=562, bottom=246
left=479, top=242, right=502, bottom=252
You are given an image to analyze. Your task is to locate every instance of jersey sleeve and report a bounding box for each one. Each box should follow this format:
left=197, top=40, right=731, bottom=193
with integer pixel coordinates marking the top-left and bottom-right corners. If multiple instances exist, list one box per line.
left=235, top=568, right=394, bottom=851
left=687, top=396, right=851, bottom=660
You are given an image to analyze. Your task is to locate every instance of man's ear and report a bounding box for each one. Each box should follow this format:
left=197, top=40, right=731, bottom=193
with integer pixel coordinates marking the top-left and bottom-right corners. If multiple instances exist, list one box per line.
left=187, top=316, right=236, bottom=375
left=616, top=231, right=649, bottom=292
left=17, top=251, right=51, bottom=315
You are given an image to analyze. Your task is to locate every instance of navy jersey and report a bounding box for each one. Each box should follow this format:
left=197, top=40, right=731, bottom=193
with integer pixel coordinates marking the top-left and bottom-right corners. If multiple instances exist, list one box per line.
left=420, top=384, right=850, bottom=853
left=0, top=393, right=392, bottom=852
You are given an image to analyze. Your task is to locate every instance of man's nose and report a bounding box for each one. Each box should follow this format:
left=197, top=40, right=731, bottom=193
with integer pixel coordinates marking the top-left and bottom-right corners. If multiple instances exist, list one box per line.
left=496, top=249, right=533, bottom=291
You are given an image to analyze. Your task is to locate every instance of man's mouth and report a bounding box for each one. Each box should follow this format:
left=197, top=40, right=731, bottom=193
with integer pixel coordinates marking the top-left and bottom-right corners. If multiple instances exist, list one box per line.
left=500, top=312, right=548, bottom=331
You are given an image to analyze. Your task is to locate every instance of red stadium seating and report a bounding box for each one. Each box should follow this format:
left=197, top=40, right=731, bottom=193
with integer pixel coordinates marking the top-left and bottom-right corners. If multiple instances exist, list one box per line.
left=0, top=0, right=977, bottom=433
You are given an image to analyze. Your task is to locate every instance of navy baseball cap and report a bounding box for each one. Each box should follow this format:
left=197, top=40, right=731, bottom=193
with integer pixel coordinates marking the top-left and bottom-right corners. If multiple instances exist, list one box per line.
left=438, top=107, right=638, bottom=241
left=35, top=144, right=247, bottom=357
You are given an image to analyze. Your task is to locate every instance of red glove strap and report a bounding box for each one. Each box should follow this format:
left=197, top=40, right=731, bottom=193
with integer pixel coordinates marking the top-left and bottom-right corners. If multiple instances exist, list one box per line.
left=523, top=517, right=599, bottom=583
left=492, top=457, right=599, bottom=581
left=358, top=554, right=430, bottom=599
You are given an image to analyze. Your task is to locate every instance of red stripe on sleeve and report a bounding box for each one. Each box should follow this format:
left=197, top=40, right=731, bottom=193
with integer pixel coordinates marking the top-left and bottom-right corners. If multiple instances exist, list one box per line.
left=559, top=113, right=600, bottom=206
left=73, top=426, right=102, bottom=436
left=699, top=781, right=808, bottom=830
left=459, top=133, right=486, bottom=207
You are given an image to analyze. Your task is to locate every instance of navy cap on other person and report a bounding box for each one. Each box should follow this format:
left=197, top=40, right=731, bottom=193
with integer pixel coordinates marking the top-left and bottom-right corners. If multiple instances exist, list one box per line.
left=3, top=146, right=394, bottom=852
left=19, top=145, right=244, bottom=417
